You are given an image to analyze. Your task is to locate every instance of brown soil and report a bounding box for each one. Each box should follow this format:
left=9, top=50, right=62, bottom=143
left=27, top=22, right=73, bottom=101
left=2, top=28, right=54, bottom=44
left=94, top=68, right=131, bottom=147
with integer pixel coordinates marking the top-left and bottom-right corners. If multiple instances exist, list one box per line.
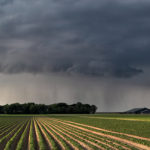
left=28, top=123, right=30, bottom=150
left=32, top=120, right=39, bottom=150
left=34, top=120, right=50, bottom=150
left=0, top=123, right=19, bottom=139
left=22, top=121, right=31, bottom=150
left=53, top=121, right=117, bottom=150
left=36, top=120, right=52, bottom=149
left=46, top=121, right=92, bottom=150
left=57, top=118, right=150, bottom=142
left=51, top=118, right=150, bottom=150
left=9, top=121, right=28, bottom=150
left=0, top=124, right=13, bottom=134
left=42, top=120, right=78, bottom=150
left=40, top=120, right=66, bottom=150
left=50, top=119, right=130, bottom=150
left=0, top=123, right=23, bottom=150
left=50, top=121, right=106, bottom=150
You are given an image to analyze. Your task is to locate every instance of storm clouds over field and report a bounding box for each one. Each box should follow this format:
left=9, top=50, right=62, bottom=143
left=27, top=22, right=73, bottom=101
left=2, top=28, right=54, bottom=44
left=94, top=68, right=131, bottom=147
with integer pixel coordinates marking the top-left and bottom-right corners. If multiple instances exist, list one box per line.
left=0, top=0, right=150, bottom=111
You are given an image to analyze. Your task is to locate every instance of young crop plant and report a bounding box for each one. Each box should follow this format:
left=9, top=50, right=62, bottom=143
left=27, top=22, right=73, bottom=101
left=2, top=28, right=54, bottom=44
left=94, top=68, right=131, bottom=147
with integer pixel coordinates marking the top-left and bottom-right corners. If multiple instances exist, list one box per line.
left=34, top=120, right=47, bottom=150
left=43, top=120, right=83, bottom=150
left=47, top=117, right=150, bottom=150
left=0, top=121, right=24, bottom=144
left=53, top=121, right=114, bottom=150
left=0, top=122, right=15, bottom=132
left=0, top=123, right=17, bottom=138
left=41, top=120, right=71, bottom=150
left=52, top=115, right=150, bottom=138
left=36, top=120, right=58, bottom=150
left=0, top=119, right=24, bottom=137
left=0, top=114, right=149, bottom=150
left=28, top=120, right=35, bottom=150
left=16, top=121, right=30, bottom=150
left=4, top=121, right=27, bottom=150
left=51, top=122, right=106, bottom=150
left=45, top=121, right=87, bottom=150
left=51, top=120, right=134, bottom=150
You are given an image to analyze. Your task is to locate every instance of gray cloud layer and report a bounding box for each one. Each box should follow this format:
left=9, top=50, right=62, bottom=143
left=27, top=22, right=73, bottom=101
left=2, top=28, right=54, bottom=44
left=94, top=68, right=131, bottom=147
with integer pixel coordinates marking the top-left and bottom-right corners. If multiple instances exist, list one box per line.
left=0, top=0, right=150, bottom=77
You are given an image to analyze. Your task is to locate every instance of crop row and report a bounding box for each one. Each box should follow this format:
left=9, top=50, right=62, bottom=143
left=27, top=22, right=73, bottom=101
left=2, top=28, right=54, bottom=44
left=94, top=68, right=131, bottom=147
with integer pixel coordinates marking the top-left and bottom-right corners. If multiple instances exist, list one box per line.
left=0, top=117, right=30, bottom=150
left=0, top=116, right=150, bottom=150
left=34, top=117, right=150, bottom=150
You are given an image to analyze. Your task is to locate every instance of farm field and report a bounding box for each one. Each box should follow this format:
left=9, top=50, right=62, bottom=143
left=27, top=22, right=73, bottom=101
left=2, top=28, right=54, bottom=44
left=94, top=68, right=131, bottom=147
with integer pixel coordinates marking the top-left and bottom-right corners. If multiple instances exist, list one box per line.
left=0, top=114, right=149, bottom=150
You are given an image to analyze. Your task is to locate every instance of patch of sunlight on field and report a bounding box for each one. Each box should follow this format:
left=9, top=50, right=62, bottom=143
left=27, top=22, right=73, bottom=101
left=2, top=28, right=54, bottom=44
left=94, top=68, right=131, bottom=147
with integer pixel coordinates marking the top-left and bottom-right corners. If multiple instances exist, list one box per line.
left=82, top=116, right=150, bottom=122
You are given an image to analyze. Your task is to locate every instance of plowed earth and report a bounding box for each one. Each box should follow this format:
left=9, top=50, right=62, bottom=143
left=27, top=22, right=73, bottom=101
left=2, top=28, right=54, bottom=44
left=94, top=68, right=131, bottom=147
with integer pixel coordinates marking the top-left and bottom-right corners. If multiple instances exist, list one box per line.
left=0, top=116, right=149, bottom=150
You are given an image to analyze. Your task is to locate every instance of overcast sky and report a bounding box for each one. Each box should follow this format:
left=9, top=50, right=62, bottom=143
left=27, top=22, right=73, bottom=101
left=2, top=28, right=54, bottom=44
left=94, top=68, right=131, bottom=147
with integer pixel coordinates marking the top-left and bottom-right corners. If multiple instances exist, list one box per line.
left=0, top=0, right=150, bottom=111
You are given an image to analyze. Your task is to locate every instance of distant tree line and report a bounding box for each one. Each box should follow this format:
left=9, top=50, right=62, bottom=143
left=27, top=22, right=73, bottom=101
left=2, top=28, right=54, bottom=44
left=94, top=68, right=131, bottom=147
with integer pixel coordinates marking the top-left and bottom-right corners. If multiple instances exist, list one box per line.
left=0, top=102, right=97, bottom=114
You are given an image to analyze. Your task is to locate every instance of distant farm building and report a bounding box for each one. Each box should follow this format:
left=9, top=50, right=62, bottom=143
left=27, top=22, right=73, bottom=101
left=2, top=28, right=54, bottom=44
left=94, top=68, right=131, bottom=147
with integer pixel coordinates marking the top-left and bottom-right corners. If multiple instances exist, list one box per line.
left=124, top=107, right=150, bottom=114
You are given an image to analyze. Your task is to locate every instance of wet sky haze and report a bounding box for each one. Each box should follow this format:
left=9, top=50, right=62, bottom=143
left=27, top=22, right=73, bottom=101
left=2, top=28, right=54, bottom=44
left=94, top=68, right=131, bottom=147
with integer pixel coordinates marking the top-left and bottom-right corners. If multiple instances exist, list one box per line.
left=0, top=0, right=150, bottom=111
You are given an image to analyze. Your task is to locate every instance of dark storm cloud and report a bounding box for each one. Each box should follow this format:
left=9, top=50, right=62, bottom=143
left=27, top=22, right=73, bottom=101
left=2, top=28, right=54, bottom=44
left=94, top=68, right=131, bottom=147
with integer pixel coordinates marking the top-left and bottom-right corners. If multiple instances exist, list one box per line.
left=0, top=0, right=150, bottom=77
left=0, top=0, right=14, bottom=6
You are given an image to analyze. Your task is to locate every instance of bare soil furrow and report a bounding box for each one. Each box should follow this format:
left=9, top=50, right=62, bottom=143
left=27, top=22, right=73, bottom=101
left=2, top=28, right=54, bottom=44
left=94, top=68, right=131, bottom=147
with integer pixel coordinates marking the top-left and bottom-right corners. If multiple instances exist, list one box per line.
left=21, top=121, right=31, bottom=150
left=49, top=121, right=108, bottom=150
left=50, top=118, right=150, bottom=150
left=0, top=123, right=19, bottom=138
left=9, top=121, right=29, bottom=150
left=0, top=122, right=23, bottom=150
left=32, top=120, right=39, bottom=150
left=48, top=119, right=131, bottom=150
left=45, top=121, right=92, bottom=150
left=34, top=120, right=42, bottom=150
left=39, top=121, right=65, bottom=150
left=36, top=119, right=52, bottom=150
left=41, top=120, right=76, bottom=150
left=51, top=118, right=150, bottom=142
left=0, top=123, right=16, bottom=134
left=28, top=124, right=31, bottom=150
left=34, top=120, right=50, bottom=150
left=51, top=121, right=118, bottom=150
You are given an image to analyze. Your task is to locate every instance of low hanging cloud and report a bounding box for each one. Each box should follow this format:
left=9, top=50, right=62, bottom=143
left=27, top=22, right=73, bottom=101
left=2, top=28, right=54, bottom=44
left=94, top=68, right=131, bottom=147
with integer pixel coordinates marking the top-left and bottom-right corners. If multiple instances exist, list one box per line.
left=0, top=0, right=150, bottom=77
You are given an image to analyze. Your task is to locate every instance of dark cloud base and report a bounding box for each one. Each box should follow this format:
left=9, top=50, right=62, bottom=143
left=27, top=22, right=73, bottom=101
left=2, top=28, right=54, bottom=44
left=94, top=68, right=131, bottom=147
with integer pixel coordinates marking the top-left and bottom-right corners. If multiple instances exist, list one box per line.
left=0, top=0, right=150, bottom=78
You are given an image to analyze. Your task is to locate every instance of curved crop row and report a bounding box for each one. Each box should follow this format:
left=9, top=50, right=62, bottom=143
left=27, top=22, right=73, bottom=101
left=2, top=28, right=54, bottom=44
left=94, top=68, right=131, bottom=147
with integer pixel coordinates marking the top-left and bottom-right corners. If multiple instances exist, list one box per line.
left=46, top=118, right=134, bottom=150
left=4, top=121, right=28, bottom=150
left=34, top=120, right=48, bottom=150
left=41, top=119, right=91, bottom=150
left=48, top=119, right=119, bottom=150
left=40, top=120, right=78, bottom=150
left=52, top=118, right=150, bottom=146
left=0, top=115, right=149, bottom=150
left=45, top=117, right=150, bottom=150
left=16, top=121, right=30, bottom=150
left=37, top=120, right=67, bottom=150
left=28, top=120, right=35, bottom=150
left=0, top=122, right=23, bottom=144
